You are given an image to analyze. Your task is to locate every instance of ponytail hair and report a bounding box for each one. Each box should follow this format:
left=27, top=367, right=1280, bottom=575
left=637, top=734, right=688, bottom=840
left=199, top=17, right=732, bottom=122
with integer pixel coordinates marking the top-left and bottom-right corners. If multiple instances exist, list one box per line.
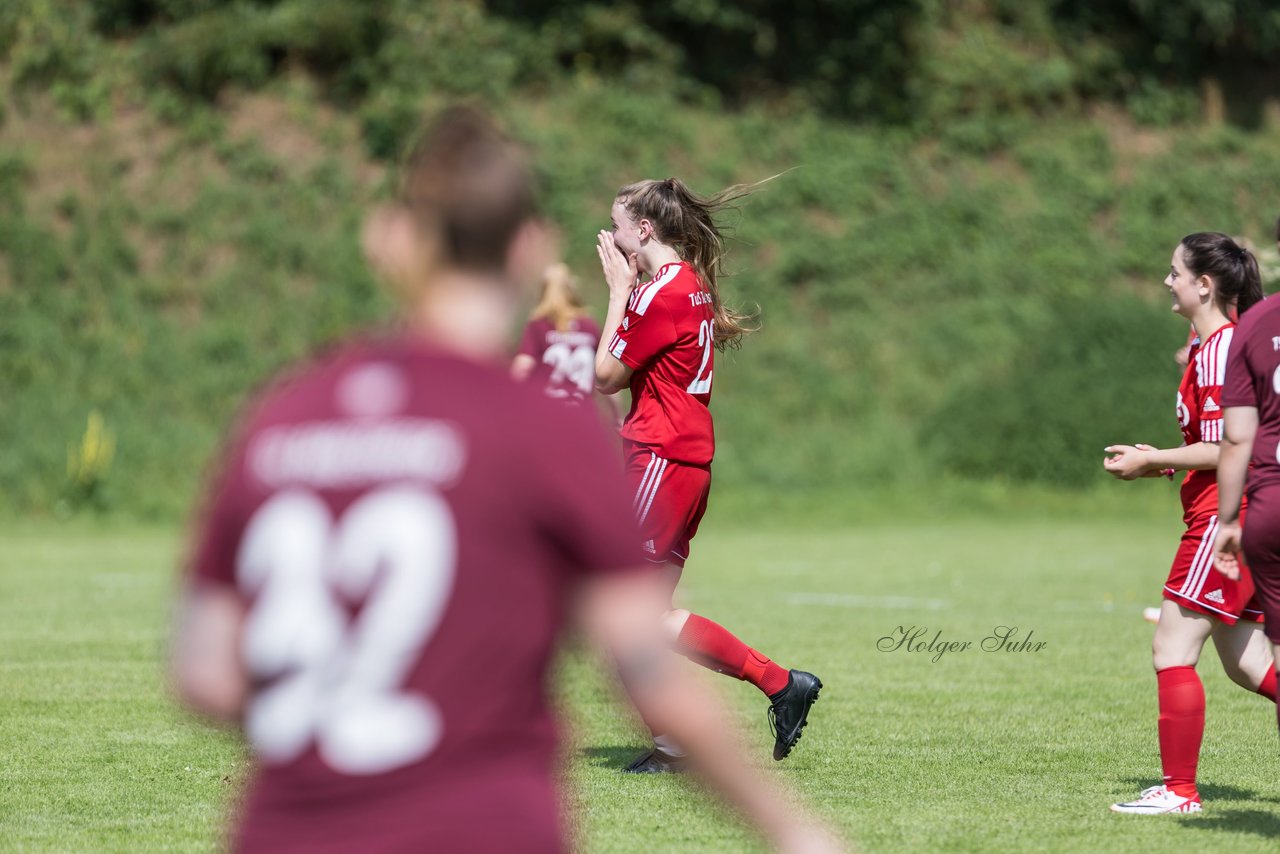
left=616, top=177, right=761, bottom=351
left=1180, top=232, right=1264, bottom=318
left=530, top=263, right=586, bottom=332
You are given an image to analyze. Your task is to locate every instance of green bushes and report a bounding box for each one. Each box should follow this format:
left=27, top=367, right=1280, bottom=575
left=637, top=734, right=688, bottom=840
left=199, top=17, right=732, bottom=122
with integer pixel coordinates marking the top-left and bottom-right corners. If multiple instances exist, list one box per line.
left=2, top=3, right=1280, bottom=518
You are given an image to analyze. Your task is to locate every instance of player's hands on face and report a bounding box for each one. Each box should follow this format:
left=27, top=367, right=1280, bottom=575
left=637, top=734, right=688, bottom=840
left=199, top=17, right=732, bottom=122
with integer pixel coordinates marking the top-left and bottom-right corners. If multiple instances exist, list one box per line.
left=1213, top=520, right=1244, bottom=581
left=1102, top=444, right=1152, bottom=480
left=597, top=230, right=639, bottom=301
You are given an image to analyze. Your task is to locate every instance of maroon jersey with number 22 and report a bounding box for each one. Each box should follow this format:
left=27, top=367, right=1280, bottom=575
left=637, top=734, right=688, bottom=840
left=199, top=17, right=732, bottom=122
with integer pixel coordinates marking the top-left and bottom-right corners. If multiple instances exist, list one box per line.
left=188, top=335, right=641, bottom=853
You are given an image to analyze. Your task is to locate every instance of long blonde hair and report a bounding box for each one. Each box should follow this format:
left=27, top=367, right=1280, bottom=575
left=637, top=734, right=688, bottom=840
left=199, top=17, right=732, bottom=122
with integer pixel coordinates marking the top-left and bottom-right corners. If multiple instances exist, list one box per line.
left=616, top=177, right=760, bottom=350
left=530, top=263, right=587, bottom=331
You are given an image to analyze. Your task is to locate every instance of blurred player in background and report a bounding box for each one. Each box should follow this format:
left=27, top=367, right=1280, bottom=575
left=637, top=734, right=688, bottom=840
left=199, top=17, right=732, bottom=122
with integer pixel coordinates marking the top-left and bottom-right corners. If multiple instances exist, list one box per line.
left=1212, top=250, right=1280, bottom=752
left=512, top=262, right=621, bottom=424
left=1104, top=232, right=1275, bottom=815
left=594, top=178, right=822, bottom=773
left=512, top=262, right=600, bottom=401
left=170, top=106, right=841, bottom=853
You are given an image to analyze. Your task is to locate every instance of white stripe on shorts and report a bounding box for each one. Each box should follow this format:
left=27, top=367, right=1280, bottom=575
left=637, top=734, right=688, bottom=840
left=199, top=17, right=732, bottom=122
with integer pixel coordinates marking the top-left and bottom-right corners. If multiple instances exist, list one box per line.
left=638, top=457, right=668, bottom=525
left=632, top=453, right=659, bottom=511
left=1179, top=515, right=1219, bottom=600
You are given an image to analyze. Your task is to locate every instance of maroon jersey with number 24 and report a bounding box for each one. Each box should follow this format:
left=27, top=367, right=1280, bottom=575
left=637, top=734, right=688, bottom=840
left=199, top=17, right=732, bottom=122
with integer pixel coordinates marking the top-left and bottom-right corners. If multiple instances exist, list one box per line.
left=188, top=335, right=641, bottom=853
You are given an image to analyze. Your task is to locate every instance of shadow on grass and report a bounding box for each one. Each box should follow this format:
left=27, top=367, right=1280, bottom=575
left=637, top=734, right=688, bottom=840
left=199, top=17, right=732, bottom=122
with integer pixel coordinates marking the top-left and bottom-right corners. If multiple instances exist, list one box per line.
left=581, top=745, right=646, bottom=769
left=1118, top=778, right=1269, bottom=804
left=1184, top=809, right=1280, bottom=838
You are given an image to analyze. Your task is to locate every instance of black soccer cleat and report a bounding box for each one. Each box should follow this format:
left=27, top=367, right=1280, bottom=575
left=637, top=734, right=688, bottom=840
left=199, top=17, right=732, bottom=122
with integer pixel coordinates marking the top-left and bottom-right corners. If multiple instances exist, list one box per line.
left=767, top=670, right=822, bottom=761
left=622, top=745, right=688, bottom=774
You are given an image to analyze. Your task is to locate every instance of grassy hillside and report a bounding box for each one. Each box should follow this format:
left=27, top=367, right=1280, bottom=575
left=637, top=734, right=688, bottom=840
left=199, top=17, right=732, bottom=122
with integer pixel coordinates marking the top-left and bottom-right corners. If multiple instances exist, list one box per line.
left=3, top=3, right=1280, bottom=518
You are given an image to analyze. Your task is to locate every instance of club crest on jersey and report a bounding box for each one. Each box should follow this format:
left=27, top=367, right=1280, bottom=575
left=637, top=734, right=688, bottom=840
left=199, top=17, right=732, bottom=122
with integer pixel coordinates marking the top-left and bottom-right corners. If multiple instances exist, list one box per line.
left=1176, top=392, right=1190, bottom=428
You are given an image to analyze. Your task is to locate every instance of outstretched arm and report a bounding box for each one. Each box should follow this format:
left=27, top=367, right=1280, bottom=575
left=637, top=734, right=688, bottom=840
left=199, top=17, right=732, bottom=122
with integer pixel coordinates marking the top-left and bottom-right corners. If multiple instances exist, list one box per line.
left=1103, top=442, right=1220, bottom=481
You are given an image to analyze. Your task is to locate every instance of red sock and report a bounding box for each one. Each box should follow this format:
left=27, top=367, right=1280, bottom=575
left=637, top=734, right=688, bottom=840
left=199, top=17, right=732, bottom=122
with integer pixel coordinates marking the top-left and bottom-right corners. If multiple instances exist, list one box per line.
left=676, top=614, right=791, bottom=697
left=1257, top=667, right=1277, bottom=702
left=1157, top=666, right=1204, bottom=800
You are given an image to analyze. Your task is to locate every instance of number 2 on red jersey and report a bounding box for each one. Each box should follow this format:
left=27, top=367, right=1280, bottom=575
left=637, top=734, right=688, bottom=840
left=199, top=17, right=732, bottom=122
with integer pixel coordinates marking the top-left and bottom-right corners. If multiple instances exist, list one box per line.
left=686, top=318, right=713, bottom=395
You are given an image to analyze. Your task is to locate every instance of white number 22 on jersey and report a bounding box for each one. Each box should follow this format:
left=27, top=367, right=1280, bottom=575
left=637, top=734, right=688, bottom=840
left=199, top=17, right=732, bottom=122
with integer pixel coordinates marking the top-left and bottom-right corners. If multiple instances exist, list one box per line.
left=686, top=319, right=713, bottom=395
left=236, top=486, right=456, bottom=775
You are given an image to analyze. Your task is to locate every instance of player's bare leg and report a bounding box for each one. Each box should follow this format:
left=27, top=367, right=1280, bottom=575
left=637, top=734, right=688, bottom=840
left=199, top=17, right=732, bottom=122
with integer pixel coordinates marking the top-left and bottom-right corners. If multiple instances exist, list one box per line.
left=1210, top=620, right=1277, bottom=699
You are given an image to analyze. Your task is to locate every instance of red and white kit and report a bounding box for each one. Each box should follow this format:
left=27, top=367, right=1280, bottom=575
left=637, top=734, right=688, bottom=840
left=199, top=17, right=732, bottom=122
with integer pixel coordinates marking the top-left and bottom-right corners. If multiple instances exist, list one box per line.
left=188, top=336, right=642, bottom=852
left=1165, top=323, right=1263, bottom=624
left=608, top=261, right=715, bottom=567
left=517, top=315, right=601, bottom=403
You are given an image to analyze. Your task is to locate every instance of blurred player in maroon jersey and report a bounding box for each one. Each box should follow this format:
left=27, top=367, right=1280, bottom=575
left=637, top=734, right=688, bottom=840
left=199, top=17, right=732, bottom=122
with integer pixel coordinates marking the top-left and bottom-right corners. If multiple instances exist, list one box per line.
left=593, top=178, right=822, bottom=773
left=1104, top=233, right=1274, bottom=815
left=512, top=263, right=621, bottom=428
left=512, top=263, right=601, bottom=402
left=1215, top=217, right=1280, bottom=750
left=170, top=107, right=841, bottom=853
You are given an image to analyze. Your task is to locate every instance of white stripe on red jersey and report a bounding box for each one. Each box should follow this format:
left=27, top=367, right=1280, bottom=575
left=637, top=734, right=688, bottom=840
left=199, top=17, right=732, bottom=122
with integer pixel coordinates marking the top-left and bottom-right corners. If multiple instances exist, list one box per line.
left=1195, top=328, right=1232, bottom=387
left=632, top=265, right=681, bottom=316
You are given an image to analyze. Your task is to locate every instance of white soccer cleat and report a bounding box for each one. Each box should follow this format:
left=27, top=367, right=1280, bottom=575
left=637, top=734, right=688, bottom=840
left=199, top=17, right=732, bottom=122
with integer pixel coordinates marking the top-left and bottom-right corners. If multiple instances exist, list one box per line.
left=1110, top=784, right=1201, bottom=814
left=1142, top=607, right=1162, bottom=624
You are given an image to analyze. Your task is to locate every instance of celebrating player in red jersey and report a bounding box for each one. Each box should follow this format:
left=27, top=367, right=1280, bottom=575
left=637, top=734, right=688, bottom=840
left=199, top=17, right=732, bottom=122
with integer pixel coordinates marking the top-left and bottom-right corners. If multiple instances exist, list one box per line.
left=512, top=263, right=603, bottom=403
left=170, top=108, right=841, bottom=853
left=594, top=177, right=822, bottom=772
left=1104, top=233, right=1275, bottom=815
left=1215, top=222, right=1280, bottom=752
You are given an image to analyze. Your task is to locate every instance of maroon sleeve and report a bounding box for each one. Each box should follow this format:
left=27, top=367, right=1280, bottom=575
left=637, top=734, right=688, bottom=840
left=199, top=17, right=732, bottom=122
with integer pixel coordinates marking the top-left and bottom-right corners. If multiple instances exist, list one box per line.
left=1222, top=323, right=1258, bottom=409
left=532, top=406, right=644, bottom=575
left=516, top=320, right=543, bottom=360
left=185, top=422, right=255, bottom=590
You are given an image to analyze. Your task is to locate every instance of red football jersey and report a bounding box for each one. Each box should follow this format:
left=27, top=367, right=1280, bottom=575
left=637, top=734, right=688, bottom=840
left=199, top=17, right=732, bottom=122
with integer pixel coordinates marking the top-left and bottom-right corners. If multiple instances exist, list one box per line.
left=606, top=261, right=716, bottom=466
left=1177, top=323, right=1235, bottom=518
left=516, top=315, right=601, bottom=403
left=187, top=335, right=642, bottom=853
left=1224, top=295, right=1280, bottom=499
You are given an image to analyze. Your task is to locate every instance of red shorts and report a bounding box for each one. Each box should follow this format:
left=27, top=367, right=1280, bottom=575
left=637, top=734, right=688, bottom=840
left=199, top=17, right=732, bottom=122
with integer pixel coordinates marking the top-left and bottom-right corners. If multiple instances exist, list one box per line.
left=1163, top=511, right=1264, bottom=625
left=624, top=443, right=710, bottom=569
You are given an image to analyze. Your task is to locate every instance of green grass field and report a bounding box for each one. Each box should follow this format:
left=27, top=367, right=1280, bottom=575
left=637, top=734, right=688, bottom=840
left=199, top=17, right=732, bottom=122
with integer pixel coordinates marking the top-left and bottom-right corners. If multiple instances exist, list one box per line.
left=3, top=504, right=1279, bottom=852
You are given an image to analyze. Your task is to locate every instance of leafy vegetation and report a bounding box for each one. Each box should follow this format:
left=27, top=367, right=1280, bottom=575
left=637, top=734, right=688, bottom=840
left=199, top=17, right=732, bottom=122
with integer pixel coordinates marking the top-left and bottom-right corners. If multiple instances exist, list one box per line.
left=1, top=1, right=1279, bottom=517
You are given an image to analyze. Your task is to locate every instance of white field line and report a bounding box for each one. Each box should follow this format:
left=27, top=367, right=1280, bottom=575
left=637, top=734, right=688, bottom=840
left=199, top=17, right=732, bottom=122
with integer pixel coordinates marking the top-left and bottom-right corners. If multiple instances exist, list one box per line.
left=785, top=593, right=952, bottom=611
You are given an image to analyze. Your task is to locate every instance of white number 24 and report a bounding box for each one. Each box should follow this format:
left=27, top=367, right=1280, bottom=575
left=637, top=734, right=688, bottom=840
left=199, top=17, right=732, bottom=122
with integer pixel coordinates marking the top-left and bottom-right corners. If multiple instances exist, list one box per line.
left=236, top=486, right=456, bottom=775
left=543, top=342, right=595, bottom=394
